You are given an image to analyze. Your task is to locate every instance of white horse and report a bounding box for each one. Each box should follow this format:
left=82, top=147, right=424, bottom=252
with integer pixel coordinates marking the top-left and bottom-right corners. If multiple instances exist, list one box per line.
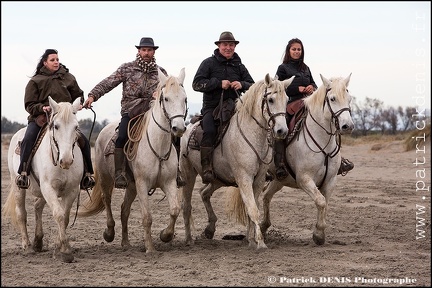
left=78, top=68, right=187, bottom=253
left=180, top=74, right=294, bottom=249
left=258, top=74, right=355, bottom=245
left=2, top=96, right=83, bottom=263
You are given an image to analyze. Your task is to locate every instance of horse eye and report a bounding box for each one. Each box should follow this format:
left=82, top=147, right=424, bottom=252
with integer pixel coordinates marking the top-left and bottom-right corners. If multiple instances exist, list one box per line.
left=268, top=97, right=274, bottom=104
left=330, top=96, right=336, bottom=102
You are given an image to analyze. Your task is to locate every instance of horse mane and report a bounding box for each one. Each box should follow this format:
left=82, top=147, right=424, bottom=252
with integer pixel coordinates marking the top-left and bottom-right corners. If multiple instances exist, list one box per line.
left=303, top=76, right=347, bottom=115
left=52, top=102, right=75, bottom=123
left=236, top=79, right=266, bottom=121
left=140, top=75, right=182, bottom=132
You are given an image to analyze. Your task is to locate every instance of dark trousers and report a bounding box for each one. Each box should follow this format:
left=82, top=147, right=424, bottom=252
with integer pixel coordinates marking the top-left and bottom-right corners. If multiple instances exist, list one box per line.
left=78, top=131, right=94, bottom=174
left=18, top=121, right=40, bottom=174
left=115, top=114, right=131, bottom=148
left=201, top=108, right=217, bottom=147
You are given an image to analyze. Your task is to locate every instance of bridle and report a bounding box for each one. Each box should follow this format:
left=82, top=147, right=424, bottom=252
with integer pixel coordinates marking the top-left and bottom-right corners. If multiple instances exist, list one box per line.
left=236, top=85, right=287, bottom=165
left=302, top=87, right=352, bottom=188
left=147, top=83, right=188, bottom=162
left=49, top=111, right=79, bottom=166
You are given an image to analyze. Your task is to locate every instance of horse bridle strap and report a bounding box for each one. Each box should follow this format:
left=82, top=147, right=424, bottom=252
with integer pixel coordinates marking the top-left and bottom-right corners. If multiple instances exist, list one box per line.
left=48, top=111, right=78, bottom=166
left=236, top=113, right=272, bottom=165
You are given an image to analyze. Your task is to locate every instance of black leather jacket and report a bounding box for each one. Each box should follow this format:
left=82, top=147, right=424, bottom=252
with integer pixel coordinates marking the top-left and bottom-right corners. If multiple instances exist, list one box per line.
left=193, top=49, right=254, bottom=110
left=276, top=60, right=317, bottom=103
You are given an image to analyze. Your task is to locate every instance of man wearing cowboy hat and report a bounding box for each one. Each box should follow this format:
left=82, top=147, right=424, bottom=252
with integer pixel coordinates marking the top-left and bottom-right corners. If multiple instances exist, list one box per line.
left=83, top=36, right=169, bottom=189
left=192, top=31, right=255, bottom=184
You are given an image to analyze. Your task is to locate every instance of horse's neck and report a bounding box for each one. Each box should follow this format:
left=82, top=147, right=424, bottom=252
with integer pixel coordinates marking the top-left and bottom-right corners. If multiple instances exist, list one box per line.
left=303, top=110, right=338, bottom=151
left=232, top=111, right=269, bottom=145
left=147, top=105, right=172, bottom=142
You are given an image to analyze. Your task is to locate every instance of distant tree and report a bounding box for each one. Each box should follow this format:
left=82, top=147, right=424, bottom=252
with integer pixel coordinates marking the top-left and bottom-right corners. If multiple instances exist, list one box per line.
left=352, top=97, right=384, bottom=136
left=1, top=116, right=25, bottom=133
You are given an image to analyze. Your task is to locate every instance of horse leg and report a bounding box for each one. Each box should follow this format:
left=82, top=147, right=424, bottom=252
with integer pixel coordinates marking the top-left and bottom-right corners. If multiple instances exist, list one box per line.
left=120, top=184, right=137, bottom=249
left=181, top=177, right=196, bottom=245
left=102, top=183, right=116, bottom=243
left=33, top=197, right=46, bottom=252
left=159, top=184, right=181, bottom=243
left=238, top=183, right=267, bottom=249
left=49, top=196, right=74, bottom=263
left=13, top=187, right=31, bottom=250
left=135, top=182, right=155, bottom=253
left=298, top=178, right=327, bottom=245
left=200, top=183, right=218, bottom=239
left=260, top=181, right=284, bottom=236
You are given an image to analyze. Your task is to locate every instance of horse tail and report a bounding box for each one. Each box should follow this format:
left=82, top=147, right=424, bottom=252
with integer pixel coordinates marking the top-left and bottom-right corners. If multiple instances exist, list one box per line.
left=77, top=170, right=106, bottom=217
left=2, top=184, right=19, bottom=228
left=225, top=187, right=248, bottom=226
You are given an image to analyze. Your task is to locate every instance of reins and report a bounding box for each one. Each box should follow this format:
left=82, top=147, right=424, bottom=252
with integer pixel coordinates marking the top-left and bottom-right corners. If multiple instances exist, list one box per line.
left=299, top=87, right=351, bottom=189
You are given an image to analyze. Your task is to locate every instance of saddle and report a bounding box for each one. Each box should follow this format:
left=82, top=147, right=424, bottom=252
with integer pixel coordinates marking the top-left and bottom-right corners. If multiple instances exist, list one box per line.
left=285, top=99, right=307, bottom=145
left=187, top=98, right=236, bottom=151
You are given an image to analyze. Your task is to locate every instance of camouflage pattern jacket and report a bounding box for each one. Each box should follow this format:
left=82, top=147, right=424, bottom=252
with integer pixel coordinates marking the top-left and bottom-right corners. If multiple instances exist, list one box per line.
left=88, top=60, right=167, bottom=115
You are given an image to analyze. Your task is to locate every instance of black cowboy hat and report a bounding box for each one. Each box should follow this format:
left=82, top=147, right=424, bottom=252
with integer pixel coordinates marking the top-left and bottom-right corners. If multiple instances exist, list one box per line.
left=135, top=37, right=159, bottom=50
left=214, top=31, right=239, bottom=45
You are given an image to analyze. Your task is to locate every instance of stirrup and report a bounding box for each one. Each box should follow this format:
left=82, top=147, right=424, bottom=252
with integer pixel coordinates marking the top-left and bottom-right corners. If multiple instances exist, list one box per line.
left=265, top=171, right=274, bottom=182
left=275, top=165, right=289, bottom=181
left=115, top=173, right=128, bottom=189
left=201, top=170, right=214, bottom=184
left=81, top=173, right=95, bottom=190
left=176, top=174, right=186, bottom=187
left=338, top=158, right=354, bottom=176
left=15, top=173, right=30, bottom=189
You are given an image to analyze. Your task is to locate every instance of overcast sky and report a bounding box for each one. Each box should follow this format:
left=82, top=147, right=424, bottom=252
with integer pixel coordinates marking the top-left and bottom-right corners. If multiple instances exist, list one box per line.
left=1, top=1, right=430, bottom=124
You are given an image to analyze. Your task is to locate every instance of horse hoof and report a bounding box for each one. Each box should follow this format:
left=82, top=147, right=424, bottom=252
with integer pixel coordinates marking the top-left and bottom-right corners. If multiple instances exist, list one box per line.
left=33, top=239, right=43, bottom=252
left=202, top=229, right=214, bottom=239
left=61, top=253, right=74, bottom=263
left=312, top=233, right=325, bottom=245
left=103, top=230, right=115, bottom=242
left=160, top=230, right=174, bottom=243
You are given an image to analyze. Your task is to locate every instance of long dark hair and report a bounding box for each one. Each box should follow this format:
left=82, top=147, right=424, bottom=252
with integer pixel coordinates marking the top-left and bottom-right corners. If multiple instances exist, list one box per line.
left=281, top=38, right=306, bottom=71
left=33, top=49, right=68, bottom=76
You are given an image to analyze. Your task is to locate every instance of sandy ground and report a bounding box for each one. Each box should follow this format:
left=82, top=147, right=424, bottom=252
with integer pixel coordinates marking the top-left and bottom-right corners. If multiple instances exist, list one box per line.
left=1, top=134, right=431, bottom=287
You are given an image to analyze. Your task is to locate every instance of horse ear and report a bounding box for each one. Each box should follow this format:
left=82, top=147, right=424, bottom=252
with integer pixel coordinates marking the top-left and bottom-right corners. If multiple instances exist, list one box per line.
left=320, top=74, right=331, bottom=88
left=283, top=75, right=295, bottom=89
left=158, top=68, right=168, bottom=87
left=344, top=73, right=352, bottom=87
left=48, top=96, right=60, bottom=114
left=72, top=97, right=81, bottom=113
left=264, top=73, right=272, bottom=86
left=178, top=67, right=186, bottom=85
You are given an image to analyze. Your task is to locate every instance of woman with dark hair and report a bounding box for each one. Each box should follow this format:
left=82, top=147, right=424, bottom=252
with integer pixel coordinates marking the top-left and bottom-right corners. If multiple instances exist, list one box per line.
left=273, top=38, right=353, bottom=180
left=15, top=49, right=95, bottom=190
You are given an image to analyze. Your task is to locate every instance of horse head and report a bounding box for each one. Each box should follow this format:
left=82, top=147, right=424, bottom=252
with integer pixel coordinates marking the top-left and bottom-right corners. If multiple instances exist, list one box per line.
left=305, top=74, right=354, bottom=135
left=263, top=74, right=294, bottom=139
left=156, top=68, right=187, bottom=137
left=48, top=96, right=81, bottom=169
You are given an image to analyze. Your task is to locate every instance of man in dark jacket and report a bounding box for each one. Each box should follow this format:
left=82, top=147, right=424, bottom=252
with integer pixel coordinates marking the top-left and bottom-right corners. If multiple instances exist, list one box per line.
left=192, top=31, right=254, bottom=183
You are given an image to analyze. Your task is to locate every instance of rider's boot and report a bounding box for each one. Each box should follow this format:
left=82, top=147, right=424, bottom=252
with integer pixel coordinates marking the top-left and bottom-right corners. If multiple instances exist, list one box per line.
left=114, top=148, right=128, bottom=189
left=173, top=136, right=185, bottom=187
left=78, top=135, right=95, bottom=190
left=16, top=137, right=33, bottom=189
left=338, top=157, right=354, bottom=176
left=200, top=146, right=214, bottom=184
left=274, top=139, right=289, bottom=181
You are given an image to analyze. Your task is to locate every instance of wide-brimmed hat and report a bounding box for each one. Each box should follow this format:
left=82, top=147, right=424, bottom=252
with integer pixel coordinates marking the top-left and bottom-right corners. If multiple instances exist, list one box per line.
left=135, top=37, right=159, bottom=50
left=214, top=31, right=239, bottom=45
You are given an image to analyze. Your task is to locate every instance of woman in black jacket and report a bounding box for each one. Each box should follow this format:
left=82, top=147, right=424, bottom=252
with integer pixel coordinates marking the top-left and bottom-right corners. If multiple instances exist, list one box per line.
left=192, top=31, right=255, bottom=183
left=273, top=38, right=354, bottom=180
